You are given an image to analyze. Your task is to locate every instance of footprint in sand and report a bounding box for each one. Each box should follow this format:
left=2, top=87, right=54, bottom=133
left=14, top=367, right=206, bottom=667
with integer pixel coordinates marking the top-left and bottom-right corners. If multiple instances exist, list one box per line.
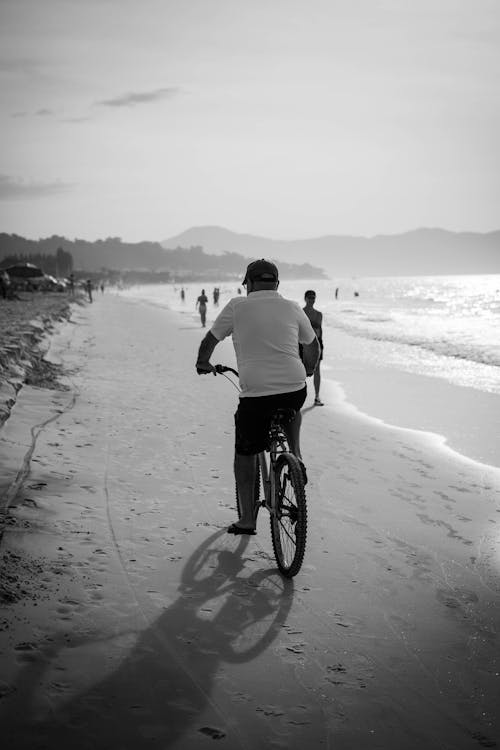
left=286, top=644, right=305, bottom=654
left=471, top=731, right=498, bottom=748
left=327, top=663, right=347, bottom=673
left=198, top=727, right=226, bottom=739
left=20, top=498, right=37, bottom=508
left=14, top=642, right=40, bottom=662
left=0, top=682, right=17, bottom=699
left=256, top=706, right=285, bottom=717
left=416, top=513, right=473, bottom=545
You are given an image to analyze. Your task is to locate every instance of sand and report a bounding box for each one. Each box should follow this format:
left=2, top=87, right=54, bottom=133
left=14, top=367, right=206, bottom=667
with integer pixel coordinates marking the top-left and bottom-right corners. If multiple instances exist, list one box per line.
left=1, top=293, right=499, bottom=749
left=323, top=328, right=500, bottom=470
left=0, top=291, right=76, bottom=427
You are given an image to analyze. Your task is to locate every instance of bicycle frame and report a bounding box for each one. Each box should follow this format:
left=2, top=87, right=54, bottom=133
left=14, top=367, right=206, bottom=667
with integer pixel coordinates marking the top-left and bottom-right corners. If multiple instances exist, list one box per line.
left=257, top=420, right=292, bottom=517
left=211, top=363, right=308, bottom=577
left=213, top=363, right=299, bottom=520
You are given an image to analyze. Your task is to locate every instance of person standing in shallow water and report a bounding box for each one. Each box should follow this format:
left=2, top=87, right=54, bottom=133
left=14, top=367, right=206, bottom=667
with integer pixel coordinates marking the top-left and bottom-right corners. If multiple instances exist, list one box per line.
left=196, top=289, right=208, bottom=327
left=303, top=290, right=324, bottom=405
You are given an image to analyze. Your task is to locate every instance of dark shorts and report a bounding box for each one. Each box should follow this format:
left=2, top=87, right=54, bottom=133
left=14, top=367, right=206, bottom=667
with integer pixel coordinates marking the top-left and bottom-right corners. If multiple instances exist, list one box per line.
left=318, top=338, right=324, bottom=361
left=299, top=339, right=323, bottom=362
left=234, top=386, right=307, bottom=456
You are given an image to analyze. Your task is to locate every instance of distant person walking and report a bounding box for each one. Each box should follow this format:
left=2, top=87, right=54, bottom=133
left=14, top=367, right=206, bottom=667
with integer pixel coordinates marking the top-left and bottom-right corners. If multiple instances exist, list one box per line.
left=180, top=287, right=185, bottom=302
left=335, top=287, right=339, bottom=300
left=303, top=290, right=324, bottom=405
left=68, top=273, right=75, bottom=297
left=0, top=270, right=10, bottom=299
left=196, top=289, right=208, bottom=327
left=213, top=287, right=220, bottom=306
left=85, top=279, right=93, bottom=303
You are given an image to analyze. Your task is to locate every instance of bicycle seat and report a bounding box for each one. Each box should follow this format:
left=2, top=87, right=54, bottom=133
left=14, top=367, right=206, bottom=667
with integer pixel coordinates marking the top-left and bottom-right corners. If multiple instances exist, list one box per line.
left=273, top=408, right=296, bottom=425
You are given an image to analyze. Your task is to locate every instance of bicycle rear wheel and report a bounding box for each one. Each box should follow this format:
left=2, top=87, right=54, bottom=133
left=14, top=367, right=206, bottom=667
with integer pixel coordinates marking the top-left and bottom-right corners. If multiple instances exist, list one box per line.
left=235, top=459, right=261, bottom=522
left=270, top=453, right=307, bottom=577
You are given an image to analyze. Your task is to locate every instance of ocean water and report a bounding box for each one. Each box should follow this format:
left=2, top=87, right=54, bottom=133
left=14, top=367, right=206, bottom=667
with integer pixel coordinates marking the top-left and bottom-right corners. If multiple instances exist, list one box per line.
left=118, top=274, right=500, bottom=396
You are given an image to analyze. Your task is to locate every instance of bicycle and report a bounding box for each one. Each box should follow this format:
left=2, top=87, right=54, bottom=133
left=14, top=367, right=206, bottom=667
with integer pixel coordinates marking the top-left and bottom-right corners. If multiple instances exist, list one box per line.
left=214, top=364, right=308, bottom=578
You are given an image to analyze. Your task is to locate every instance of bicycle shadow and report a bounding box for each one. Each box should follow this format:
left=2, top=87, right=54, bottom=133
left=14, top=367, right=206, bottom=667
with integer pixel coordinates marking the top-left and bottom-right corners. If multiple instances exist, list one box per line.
left=5, top=529, right=294, bottom=749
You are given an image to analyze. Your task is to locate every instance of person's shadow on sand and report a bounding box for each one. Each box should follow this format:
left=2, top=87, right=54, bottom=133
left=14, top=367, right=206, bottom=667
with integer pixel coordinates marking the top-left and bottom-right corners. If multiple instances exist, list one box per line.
left=6, top=529, right=294, bottom=749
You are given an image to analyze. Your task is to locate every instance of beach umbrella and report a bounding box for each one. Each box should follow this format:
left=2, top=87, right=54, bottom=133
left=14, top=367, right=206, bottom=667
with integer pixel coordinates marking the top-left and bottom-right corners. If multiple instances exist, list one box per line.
left=4, top=263, right=44, bottom=278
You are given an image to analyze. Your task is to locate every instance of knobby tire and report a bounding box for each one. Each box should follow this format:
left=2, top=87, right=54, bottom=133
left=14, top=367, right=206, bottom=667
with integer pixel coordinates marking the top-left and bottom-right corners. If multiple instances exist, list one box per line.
left=270, top=453, right=307, bottom=577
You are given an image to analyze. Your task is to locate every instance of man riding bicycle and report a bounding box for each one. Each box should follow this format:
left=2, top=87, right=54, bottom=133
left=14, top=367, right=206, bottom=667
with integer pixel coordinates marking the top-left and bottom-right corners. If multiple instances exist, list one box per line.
left=196, top=259, right=320, bottom=535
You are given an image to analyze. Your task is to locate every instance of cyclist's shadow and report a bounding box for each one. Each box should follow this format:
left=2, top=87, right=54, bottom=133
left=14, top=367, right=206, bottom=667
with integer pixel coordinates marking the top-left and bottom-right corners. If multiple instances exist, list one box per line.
left=27, top=530, right=294, bottom=749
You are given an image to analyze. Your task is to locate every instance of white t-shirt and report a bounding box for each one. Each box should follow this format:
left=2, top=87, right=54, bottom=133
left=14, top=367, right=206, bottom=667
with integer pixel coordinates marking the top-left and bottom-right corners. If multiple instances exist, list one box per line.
left=210, top=290, right=316, bottom=397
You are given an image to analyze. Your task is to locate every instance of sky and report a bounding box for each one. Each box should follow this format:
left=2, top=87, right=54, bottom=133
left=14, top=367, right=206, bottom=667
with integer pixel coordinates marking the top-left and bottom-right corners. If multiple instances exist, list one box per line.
left=0, top=0, right=499, bottom=242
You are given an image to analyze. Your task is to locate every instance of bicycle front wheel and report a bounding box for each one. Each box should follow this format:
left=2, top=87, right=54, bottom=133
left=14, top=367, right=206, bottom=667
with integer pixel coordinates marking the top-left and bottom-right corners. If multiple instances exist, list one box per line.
left=270, top=453, right=307, bottom=577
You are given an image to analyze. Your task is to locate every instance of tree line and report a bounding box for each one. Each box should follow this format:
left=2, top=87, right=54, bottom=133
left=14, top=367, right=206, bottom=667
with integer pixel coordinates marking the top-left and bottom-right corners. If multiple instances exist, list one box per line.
left=0, top=233, right=326, bottom=279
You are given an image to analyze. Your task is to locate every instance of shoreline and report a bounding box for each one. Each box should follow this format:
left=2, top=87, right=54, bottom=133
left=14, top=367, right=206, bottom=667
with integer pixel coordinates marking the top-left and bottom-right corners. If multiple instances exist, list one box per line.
left=321, top=366, right=500, bottom=472
left=321, top=375, right=500, bottom=477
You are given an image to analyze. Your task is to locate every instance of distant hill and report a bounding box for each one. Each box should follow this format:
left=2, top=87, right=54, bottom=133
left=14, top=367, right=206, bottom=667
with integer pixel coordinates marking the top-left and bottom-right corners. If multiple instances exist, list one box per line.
left=0, top=234, right=325, bottom=279
left=162, top=226, right=500, bottom=277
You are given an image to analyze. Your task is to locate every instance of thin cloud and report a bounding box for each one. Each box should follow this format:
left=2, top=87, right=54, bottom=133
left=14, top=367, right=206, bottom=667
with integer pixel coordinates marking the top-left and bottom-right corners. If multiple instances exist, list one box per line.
left=0, top=57, right=40, bottom=76
left=97, top=86, right=180, bottom=108
left=60, top=115, right=91, bottom=123
left=0, top=175, right=73, bottom=201
left=11, top=108, right=54, bottom=118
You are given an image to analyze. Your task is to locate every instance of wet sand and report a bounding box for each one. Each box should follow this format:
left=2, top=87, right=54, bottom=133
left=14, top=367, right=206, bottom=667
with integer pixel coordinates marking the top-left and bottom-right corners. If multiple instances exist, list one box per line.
left=1, top=294, right=499, bottom=749
left=323, top=328, right=500, bottom=470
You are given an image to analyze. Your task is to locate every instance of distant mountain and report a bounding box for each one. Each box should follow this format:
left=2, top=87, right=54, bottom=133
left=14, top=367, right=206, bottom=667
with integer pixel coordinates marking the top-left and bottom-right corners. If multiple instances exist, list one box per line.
left=162, top=226, right=500, bottom=277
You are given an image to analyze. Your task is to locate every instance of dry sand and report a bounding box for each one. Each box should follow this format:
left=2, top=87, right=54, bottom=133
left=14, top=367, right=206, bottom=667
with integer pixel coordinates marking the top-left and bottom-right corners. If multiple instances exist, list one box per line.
left=1, top=293, right=499, bottom=749
left=0, top=292, right=75, bottom=427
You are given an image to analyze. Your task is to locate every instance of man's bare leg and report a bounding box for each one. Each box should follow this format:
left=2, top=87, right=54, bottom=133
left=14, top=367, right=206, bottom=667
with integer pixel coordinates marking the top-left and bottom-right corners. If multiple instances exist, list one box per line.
left=233, top=453, right=258, bottom=529
left=314, top=365, right=321, bottom=401
left=285, top=411, right=308, bottom=483
left=285, top=411, right=302, bottom=460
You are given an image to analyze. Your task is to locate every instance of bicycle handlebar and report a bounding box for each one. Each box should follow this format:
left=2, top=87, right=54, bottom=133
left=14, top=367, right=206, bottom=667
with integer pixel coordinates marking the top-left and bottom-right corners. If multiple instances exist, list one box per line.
left=215, top=364, right=239, bottom=377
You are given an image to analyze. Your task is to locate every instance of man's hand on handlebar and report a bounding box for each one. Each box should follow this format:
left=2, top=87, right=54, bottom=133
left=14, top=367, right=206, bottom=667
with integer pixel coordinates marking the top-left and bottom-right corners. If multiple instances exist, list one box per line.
left=196, top=361, right=216, bottom=375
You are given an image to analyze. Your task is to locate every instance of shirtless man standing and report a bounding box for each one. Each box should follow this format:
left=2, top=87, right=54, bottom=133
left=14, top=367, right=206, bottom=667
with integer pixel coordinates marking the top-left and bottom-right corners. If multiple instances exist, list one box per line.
left=196, top=289, right=208, bottom=327
left=303, top=290, right=323, bottom=405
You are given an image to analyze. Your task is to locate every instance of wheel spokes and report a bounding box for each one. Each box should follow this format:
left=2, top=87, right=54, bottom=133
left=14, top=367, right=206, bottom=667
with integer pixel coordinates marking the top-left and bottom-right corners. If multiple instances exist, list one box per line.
left=270, top=454, right=307, bottom=576
left=276, top=470, right=300, bottom=560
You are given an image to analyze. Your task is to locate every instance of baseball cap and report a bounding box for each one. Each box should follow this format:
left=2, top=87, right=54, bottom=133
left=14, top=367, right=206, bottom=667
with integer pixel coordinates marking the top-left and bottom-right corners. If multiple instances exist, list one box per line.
left=242, top=259, right=279, bottom=285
